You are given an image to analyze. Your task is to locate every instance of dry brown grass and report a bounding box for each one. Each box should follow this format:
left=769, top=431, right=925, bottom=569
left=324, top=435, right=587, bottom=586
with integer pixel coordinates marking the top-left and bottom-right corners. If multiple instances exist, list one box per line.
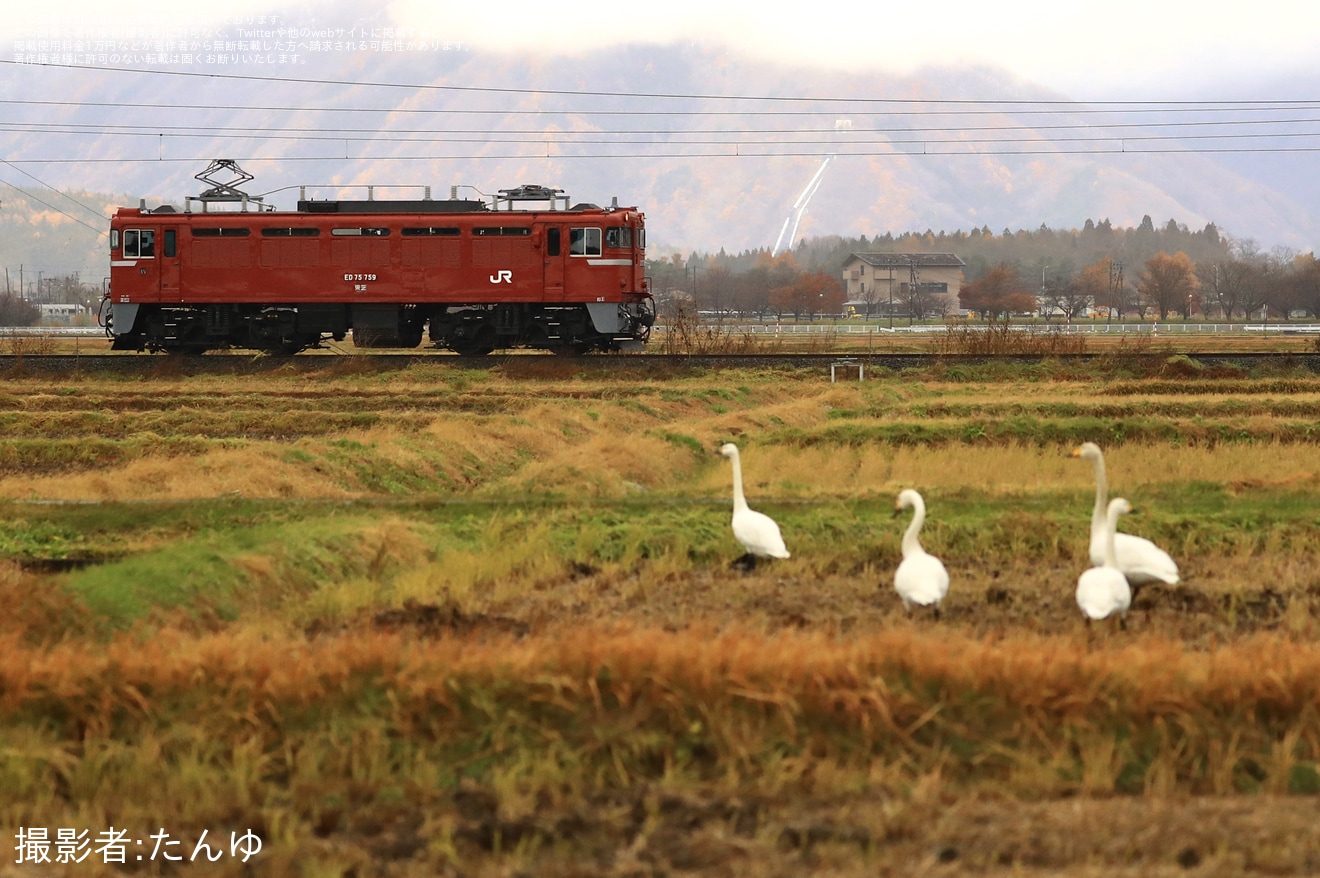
left=932, top=319, right=1090, bottom=356
left=0, top=444, right=353, bottom=501
left=3, top=365, right=1320, bottom=504
left=654, top=304, right=771, bottom=355
left=689, top=440, right=1320, bottom=501
left=4, top=362, right=1320, bottom=876
left=4, top=621, right=1320, bottom=875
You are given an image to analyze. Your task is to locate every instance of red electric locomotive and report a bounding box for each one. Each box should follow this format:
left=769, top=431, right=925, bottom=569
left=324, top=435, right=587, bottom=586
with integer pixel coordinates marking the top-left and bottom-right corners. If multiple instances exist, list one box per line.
left=103, top=161, right=654, bottom=355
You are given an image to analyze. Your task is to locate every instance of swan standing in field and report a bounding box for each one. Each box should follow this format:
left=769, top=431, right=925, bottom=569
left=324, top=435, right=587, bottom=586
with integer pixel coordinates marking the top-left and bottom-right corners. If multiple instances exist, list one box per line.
left=1077, top=497, right=1134, bottom=626
left=1071, top=442, right=1179, bottom=596
left=893, top=489, right=950, bottom=619
left=718, top=442, right=790, bottom=571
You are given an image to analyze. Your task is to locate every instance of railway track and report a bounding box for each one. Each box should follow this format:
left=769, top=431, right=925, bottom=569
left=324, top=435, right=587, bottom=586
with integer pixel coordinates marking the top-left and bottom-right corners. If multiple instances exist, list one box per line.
left=2, top=350, right=1320, bottom=376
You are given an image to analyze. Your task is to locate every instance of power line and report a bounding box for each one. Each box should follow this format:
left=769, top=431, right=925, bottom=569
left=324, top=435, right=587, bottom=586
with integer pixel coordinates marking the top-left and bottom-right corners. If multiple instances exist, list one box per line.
left=5, top=115, right=1320, bottom=139
left=8, top=145, right=1320, bottom=169
left=5, top=128, right=1319, bottom=151
left=8, top=96, right=1320, bottom=118
left=0, top=164, right=107, bottom=235
left=3, top=58, right=1319, bottom=109
left=0, top=159, right=109, bottom=223
left=3, top=112, right=1319, bottom=154
left=5, top=60, right=1320, bottom=155
left=2, top=59, right=1319, bottom=178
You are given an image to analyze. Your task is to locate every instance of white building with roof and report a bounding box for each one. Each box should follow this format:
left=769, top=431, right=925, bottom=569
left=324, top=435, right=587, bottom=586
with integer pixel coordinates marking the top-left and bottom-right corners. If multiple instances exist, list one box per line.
left=841, top=253, right=966, bottom=318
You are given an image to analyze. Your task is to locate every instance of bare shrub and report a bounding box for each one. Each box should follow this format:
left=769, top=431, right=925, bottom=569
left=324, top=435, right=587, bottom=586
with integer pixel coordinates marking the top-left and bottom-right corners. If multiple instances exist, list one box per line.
left=3, top=331, right=56, bottom=357
left=931, top=318, right=1087, bottom=356
left=799, top=327, right=841, bottom=354
left=655, top=301, right=764, bottom=355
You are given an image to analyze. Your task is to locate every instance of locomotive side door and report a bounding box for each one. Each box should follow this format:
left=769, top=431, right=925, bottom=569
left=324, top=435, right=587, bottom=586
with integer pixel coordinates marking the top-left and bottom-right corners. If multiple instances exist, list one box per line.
left=159, top=227, right=181, bottom=301
left=118, top=226, right=162, bottom=303
left=538, top=224, right=565, bottom=300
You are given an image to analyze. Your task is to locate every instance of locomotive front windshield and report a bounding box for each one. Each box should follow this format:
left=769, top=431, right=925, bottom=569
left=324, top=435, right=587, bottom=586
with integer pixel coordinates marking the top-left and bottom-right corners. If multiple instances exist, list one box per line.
left=569, top=228, right=601, bottom=256
left=123, top=229, right=155, bottom=258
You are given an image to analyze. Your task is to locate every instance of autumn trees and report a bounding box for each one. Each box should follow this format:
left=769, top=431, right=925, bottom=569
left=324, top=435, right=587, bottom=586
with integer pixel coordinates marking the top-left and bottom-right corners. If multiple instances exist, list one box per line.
left=957, top=252, right=1202, bottom=321
left=648, top=216, right=1319, bottom=322
left=768, top=270, right=847, bottom=319
left=1194, top=246, right=1320, bottom=320
left=958, top=264, right=1036, bottom=317
left=647, top=252, right=845, bottom=320
left=1137, top=251, right=1201, bottom=320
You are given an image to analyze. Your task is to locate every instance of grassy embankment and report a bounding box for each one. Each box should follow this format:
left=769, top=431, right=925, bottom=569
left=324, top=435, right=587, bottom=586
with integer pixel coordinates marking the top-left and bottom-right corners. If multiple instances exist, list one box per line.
left=1, top=349, right=1320, bottom=875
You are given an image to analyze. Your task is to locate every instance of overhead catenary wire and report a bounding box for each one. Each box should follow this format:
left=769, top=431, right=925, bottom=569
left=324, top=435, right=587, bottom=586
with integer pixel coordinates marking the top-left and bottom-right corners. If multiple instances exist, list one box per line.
left=3, top=58, right=1320, bottom=167
left=10, top=145, right=1320, bottom=170
left=0, top=163, right=107, bottom=235
left=6, top=115, right=1320, bottom=139
left=5, top=57, right=1319, bottom=108
left=8, top=95, right=1320, bottom=118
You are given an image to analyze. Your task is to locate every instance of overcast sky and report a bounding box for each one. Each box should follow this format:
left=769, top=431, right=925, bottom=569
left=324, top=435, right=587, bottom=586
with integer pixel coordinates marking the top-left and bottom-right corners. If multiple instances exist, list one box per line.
left=5, top=1, right=1319, bottom=100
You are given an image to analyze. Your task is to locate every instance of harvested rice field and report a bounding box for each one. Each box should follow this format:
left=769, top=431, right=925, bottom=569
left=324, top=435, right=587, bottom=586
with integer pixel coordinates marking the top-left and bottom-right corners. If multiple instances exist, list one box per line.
left=2, top=352, right=1320, bottom=876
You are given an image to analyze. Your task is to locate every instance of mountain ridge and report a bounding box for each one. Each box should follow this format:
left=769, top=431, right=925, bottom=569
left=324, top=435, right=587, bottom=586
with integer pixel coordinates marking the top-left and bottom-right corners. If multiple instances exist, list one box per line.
left=2, top=42, right=1316, bottom=282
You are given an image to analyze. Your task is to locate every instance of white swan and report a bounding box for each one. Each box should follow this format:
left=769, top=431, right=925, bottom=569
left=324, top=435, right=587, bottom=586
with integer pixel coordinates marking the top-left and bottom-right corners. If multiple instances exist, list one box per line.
left=1076, top=497, right=1134, bottom=623
left=894, top=489, right=950, bottom=618
left=718, top=443, right=790, bottom=570
left=1071, top=442, right=1179, bottom=589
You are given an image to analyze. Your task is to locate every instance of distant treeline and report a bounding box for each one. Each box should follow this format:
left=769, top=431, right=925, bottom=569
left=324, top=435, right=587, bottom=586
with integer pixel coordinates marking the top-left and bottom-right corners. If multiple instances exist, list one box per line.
left=653, top=216, right=1320, bottom=320
left=668, top=215, right=1229, bottom=284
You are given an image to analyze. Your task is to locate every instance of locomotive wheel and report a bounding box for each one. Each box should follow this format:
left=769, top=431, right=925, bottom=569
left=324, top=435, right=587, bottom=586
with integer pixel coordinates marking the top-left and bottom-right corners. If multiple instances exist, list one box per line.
left=450, top=326, right=495, bottom=357
left=451, top=340, right=494, bottom=357
left=400, top=323, right=424, bottom=348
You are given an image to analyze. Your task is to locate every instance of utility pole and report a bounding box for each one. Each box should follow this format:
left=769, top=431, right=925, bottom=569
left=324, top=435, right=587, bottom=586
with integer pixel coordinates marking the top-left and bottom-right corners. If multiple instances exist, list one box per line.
left=1211, top=264, right=1219, bottom=319
left=1039, top=264, right=1048, bottom=320
left=888, top=265, right=893, bottom=330
left=908, top=256, right=919, bottom=326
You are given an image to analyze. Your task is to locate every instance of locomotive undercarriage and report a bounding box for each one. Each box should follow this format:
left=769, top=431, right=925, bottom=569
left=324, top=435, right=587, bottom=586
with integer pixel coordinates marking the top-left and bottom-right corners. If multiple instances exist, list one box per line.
left=107, top=301, right=653, bottom=356
left=426, top=303, right=649, bottom=357
left=108, top=303, right=348, bottom=355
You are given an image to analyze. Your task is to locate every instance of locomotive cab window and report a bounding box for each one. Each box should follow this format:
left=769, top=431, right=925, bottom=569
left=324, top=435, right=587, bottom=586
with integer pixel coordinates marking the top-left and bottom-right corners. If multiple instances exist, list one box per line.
left=569, top=227, right=601, bottom=257
left=123, top=229, right=155, bottom=258
left=110, top=229, right=120, bottom=251
left=605, top=227, right=632, bottom=249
